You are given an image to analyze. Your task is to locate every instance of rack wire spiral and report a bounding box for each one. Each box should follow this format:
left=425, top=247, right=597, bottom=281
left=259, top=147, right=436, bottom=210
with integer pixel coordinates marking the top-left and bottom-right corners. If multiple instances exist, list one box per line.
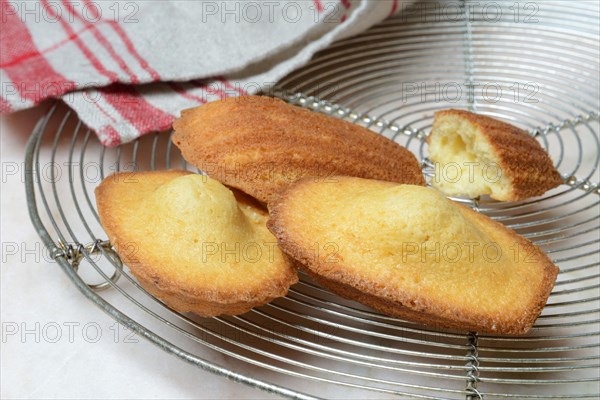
left=26, top=1, right=599, bottom=399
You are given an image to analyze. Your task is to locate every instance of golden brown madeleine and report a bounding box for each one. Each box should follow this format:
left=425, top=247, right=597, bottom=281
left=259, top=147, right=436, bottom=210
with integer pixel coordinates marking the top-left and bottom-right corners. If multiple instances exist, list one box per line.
left=427, top=109, right=563, bottom=201
left=95, top=170, right=297, bottom=316
left=267, top=177, right=558, bottom=335
left=172, top=96, right=425, bottom=204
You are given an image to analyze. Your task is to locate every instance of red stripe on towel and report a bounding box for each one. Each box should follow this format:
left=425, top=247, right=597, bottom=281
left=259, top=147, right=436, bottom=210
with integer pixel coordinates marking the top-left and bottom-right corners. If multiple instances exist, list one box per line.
left=168, top=82, right=208, bottom=105
left=220, top=78, right=249, bottom=96
left=100, top=84, right=174, bottom=134
left=389, top=0, right=399, bottom=16
left=313, top=0, right=324, bottom=13
left=340, top=0, right=351, bottom=23
left=41, top=0, right=118, bottom=82
left=63, top=0, right=139, bottom=84
left=83, top=0, right=161, bottom=81
left=1, top=0, right=76, bottom=103
left=99, top=125, right=122, bottom=147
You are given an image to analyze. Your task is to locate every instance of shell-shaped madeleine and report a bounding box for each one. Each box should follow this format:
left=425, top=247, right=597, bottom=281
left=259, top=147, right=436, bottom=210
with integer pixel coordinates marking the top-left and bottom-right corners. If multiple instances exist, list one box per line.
left=95, top=170, right=297, bottom=316
left=267, top=176, right=558, bottom=335
left=172, top=96, right=425, bottom=204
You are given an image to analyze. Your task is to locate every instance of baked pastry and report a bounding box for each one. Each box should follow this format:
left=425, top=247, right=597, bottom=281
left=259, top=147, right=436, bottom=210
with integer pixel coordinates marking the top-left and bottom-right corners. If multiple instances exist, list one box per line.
left=427, top=109, right=563, bottom=201
left=268, top=176, right=558, bottom=335
left=172, top=96, right=425, bottom=204
left=95, top=170, right=297, bottom=316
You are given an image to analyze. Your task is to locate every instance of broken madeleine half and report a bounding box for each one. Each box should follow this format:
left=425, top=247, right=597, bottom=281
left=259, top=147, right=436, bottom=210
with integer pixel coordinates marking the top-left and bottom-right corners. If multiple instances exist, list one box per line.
left=95, top=170, right=297, bottom=316
left=267, top=177, right=558, bottom=335
left=427, top=109, right=563, bottom=201
left=172, top=96, right=425, bottom=204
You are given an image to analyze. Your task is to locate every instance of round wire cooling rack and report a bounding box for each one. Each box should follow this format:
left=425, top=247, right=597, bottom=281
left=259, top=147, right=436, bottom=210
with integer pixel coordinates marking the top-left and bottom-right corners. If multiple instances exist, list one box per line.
left=25, top=1, right=599, bottom=399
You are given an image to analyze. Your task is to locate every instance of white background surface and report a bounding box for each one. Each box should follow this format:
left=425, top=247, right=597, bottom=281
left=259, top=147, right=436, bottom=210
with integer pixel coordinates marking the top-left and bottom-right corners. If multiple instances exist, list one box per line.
left=1, top=104, right=280, bottom=400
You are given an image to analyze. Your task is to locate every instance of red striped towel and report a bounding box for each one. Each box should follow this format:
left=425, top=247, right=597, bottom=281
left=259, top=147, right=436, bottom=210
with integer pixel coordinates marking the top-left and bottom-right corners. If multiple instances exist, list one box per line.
left=1, top=0, right=407, bottom=146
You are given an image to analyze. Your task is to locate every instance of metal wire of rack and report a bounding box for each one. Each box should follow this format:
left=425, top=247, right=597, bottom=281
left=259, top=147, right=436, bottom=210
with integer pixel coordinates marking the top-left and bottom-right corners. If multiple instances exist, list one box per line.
left=25, top=1, right=599, bottom=399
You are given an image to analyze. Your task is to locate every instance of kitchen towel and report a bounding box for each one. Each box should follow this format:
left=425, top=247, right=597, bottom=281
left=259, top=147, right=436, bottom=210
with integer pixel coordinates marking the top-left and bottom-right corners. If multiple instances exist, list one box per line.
left=1, top=0, right=410, bottom=146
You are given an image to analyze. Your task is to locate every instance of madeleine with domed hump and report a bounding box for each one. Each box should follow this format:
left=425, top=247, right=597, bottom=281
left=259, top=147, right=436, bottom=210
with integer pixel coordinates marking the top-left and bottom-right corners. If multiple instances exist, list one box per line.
left=267, top=176, right=558, bottom=335
left=95, top=170, right=297, bottom=316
